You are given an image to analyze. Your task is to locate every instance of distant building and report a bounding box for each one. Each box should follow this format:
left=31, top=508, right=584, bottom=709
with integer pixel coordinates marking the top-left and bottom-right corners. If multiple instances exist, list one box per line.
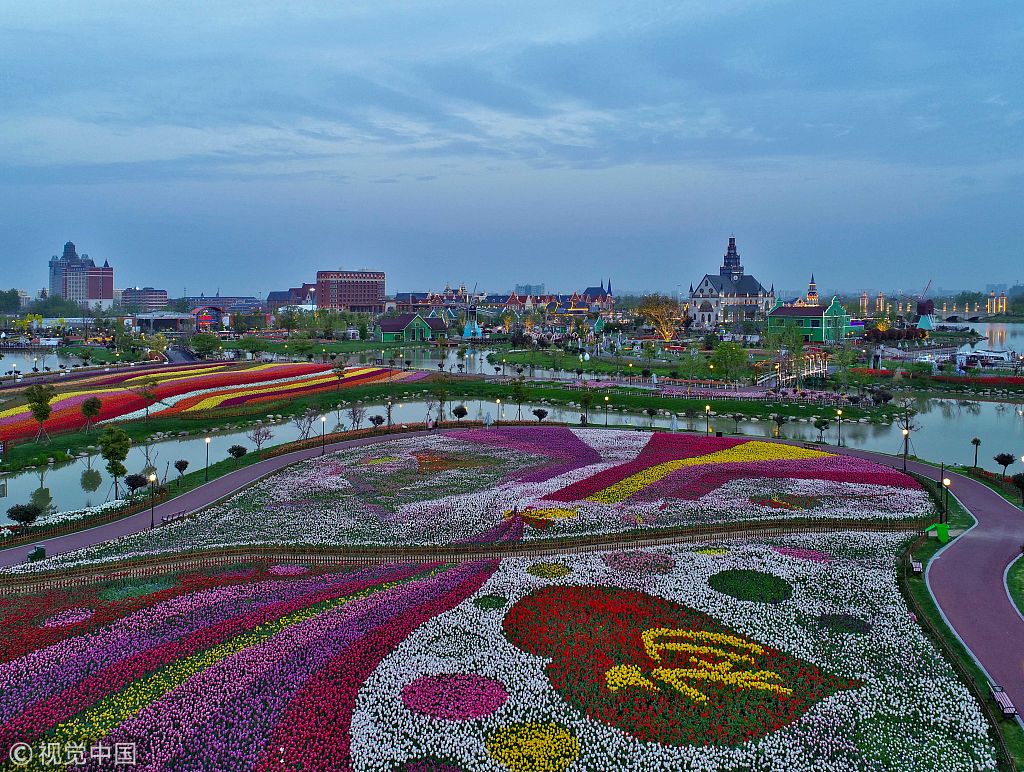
left=377, top=313, right=446, bottom=342
left=267, top=283, right=316, bottom=313
left=47, top=241, right=114, bottom=309
left=316, top=270, right=386, bottom=313
left=688, top=237, right=774, bottom=327
left=783, top=276, right=820, bottom=307
left=121, top=287, right=169, bottom=312
left=180, top=294, right=263, bottom=314
left=766, top=298, right=854, bottom=343
left=515, top=283, right=545, bottom=297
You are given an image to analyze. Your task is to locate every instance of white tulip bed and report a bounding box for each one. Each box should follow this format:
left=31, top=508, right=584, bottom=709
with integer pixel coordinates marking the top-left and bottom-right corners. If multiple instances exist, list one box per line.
left=352, top=533, right=996, bottom=771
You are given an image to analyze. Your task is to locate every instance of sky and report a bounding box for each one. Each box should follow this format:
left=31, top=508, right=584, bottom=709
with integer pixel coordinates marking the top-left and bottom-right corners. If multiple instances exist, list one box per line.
left=1, top=0, right=1022, bottom=298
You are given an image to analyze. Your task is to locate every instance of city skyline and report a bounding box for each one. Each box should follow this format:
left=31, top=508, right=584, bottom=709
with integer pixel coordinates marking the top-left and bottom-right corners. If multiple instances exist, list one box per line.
left=2, top=2, right=1022, bottom=294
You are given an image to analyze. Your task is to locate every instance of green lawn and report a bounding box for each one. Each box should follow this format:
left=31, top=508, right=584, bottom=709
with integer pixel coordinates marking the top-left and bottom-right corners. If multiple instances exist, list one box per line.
left=1008, top=558, right=1024, bottom=619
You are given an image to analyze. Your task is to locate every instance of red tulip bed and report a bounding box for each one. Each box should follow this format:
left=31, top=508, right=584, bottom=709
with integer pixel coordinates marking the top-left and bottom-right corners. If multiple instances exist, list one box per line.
left=0, top=534, right=997, bottom=770
left=0, top=362, right=332, bottom=442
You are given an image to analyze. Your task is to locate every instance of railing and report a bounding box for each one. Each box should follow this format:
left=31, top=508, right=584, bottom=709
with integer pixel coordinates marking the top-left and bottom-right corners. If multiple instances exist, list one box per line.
left=0, top=492, right=169, bottom=549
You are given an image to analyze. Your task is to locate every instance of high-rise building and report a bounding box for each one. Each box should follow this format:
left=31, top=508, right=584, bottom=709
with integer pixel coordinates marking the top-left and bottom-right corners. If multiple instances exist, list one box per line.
left=315, top=270, right=386, bottom=313
left=47, top=242, right=114, bottom=308
left=515, top=283, right=545, bottom=297
left=121, top=287, right=169, bottom=312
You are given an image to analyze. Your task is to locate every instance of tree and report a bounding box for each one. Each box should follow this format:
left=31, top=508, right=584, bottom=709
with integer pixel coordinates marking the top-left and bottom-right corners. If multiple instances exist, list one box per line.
left=1011, top=472, right=1024, bottom=505
left=579, top=393, right=594, bottom=423
left=333, top=362, right=347, bottom=391
left=970, top=437, right=981, bottom=468
left=130, top=378, right=160, bottom=422
left=246, top=424, right=273, bottom=451
left=290, top=335, right=314, bottom=361
left=236, top=337, right=265, bottom=361
left=227, top=444, right=248, bottom=464
left=291, top=409, right=318, bottom=441
left=511, top=379, right=527, bottom=421
left=124, top=473, right=149, bottom=496
left=532, top=408, right=548, bottom=423
left=814, top=418, right=831, bottom=442
left=347, top=404, right=367, bottom=430
left=6, top=503, right=42, bottom=526
left=189, top=333, right=222, bottom=358
left=637, top=294, right=680, bottom=341
left=80, top=467, right=102, bottom=494
left=452, top=405, right=468, bottom=422
left=432, top=386, right=449, bottom=423
left=80, top=396, right=103, bottom=433
left=174, top=459, right=189, bottom=485
left=994, top=452, right=1015, bottom=480
left=710, top=341, right=748, bottom=382
left=731, top=413, right=745, bottom=433
left=771, top=413, right=788, bottom=437
left=646, top=407, right=658, bottom=427
left=23, top=384, right=56, bottom=442
left=369, top=414, right=386, bottom=431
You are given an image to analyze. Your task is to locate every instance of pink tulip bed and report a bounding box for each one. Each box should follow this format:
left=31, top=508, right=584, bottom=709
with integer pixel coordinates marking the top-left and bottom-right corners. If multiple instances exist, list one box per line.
left=0, top=532, right=996, bottom=770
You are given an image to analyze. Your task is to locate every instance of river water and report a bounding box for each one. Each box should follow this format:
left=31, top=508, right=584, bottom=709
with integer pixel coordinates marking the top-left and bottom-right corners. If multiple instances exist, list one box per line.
left=2, top=326, right=1023, bottom=523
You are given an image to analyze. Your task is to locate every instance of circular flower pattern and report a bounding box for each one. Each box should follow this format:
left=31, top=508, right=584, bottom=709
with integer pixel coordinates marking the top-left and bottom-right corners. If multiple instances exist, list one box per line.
left=527, top=563, right=571, bottom=579
left=708, top=569, right=793, bottom=604
left=402, top=674, right=509, bottom=720
left=473, top=594, right=508, bottom=610
left=486, top=722, right=580, bottom=772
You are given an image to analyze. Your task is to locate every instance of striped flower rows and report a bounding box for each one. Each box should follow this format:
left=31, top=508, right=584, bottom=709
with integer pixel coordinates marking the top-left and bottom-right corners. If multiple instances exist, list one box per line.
left=0, top=362, right=342, bottom=441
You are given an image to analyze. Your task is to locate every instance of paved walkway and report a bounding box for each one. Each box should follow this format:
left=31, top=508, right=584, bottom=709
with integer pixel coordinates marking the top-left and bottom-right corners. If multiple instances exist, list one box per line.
left=837, top=446, right=1024, bottom=725
left=2, top=428, right=1022, bottom=726
left=0, top=431, right=433, bottom=569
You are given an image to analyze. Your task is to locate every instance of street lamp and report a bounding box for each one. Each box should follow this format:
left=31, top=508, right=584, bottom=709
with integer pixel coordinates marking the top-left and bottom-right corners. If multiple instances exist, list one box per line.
left=148, top=473, right=157, bottom=529
left=604, top=395, right=610, bottom=427
left=320, top=415, right=327, bottom=455
left=901, top=428, right=909, bottom=471
left=836, top=409, right=843, bottom=446
left=496, top=399, right=502, bottom=426
left=204, top=436, right=211, bottom=482
left=705, top=404, right=711, bottom=434
left=942, top=475, right=951, bottom=522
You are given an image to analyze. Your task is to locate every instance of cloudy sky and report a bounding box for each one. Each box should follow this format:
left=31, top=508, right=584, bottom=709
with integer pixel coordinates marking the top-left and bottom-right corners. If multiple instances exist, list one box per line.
left=1, top=0, right=1021, bottom=297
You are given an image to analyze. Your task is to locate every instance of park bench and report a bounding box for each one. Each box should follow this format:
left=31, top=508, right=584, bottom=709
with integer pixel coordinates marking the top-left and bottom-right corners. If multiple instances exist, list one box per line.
left=911, top=560, right=923, bottom=574
left=801, top=442, right=820, bottom=449
left=989, top=684, right=1018, bottom=718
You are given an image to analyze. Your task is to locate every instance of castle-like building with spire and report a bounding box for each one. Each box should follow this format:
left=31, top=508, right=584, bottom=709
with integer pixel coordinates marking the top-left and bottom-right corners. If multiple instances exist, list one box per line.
left=688, top=236, right=775, bottom=328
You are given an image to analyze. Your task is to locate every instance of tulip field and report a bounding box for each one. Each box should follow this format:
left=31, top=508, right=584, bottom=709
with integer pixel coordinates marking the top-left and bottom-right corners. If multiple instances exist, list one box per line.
left=0, top=532, right=996, bottom=770
left=0, top=363, right=425, bottom=442
left=28, top=427, right=932, bottom=571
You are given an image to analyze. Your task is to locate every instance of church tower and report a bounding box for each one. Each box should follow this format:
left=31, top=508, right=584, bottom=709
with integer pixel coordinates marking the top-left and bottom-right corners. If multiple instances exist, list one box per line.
left=719, top=236, right=744, bottom=278
left=806, top=274, right=819, bottom=305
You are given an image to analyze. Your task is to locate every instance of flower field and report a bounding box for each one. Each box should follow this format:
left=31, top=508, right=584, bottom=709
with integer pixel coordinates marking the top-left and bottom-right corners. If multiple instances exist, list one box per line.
left=0, top=363, right=421, bottom=441
left=22, top=428, right=931, bottom=572
left=0, top=533, right=996, bottom=770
